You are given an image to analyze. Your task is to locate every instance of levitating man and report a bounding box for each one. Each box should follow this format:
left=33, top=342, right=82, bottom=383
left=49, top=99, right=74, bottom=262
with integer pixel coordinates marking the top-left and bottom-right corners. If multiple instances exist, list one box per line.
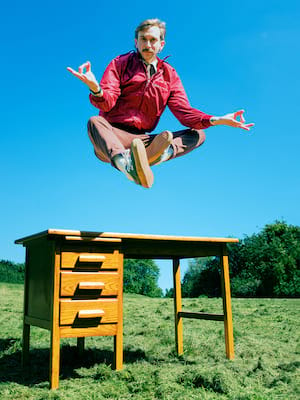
left=68, top=18, right=254, bottom=188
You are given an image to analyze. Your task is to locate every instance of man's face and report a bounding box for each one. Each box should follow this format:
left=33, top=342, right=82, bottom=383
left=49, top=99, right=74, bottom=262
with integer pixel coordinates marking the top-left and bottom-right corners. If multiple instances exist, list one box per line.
left=135, top=26, right=165, bottom=63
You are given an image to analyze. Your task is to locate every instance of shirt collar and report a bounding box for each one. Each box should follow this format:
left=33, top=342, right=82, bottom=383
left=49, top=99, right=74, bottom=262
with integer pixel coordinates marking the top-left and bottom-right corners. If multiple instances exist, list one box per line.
left=136, top=51, right=158, bottom=72
left=144, top=59, right=158, bottom=72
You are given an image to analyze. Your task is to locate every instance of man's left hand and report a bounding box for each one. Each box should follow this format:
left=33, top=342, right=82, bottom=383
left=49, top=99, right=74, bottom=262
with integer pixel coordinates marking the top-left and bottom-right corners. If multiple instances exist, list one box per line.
left=210, top=110, right=254, bottom=131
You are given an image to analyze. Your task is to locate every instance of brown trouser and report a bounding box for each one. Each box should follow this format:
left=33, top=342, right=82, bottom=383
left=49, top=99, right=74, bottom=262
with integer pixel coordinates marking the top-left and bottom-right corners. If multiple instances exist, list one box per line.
left=87, top=116, right=206, bottom=166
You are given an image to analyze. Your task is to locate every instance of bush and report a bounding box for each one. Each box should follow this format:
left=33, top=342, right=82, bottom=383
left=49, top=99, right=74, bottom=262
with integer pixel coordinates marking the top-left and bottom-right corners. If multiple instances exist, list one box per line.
left=0, top=260, right=25, bottom=284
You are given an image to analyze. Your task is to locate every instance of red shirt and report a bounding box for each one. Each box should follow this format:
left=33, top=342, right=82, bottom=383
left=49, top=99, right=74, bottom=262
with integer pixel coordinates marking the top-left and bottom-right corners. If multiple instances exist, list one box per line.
left=89, top=51, right=213, bottom=133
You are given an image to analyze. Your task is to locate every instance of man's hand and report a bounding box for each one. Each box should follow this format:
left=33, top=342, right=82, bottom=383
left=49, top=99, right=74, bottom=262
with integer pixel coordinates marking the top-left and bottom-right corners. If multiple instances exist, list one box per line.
left=67, top=61, right=101, bottom=94
left=210, top=110, right=254, bottom=131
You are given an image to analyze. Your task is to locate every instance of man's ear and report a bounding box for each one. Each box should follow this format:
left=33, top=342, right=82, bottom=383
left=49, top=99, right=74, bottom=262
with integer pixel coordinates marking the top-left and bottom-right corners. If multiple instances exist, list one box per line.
left=159, top=41, right=165, bottom=52
left=134, top=38, right=138, bottom=49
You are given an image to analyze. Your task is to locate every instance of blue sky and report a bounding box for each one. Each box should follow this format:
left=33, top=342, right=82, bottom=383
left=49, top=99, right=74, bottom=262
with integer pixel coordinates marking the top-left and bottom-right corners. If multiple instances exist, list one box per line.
left=1, top=0, right=299, bottom=292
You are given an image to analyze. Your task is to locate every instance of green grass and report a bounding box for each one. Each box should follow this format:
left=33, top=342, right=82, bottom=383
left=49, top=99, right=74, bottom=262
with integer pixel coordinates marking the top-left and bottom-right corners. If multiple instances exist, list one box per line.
left=0, top=283, right=299, bottom=399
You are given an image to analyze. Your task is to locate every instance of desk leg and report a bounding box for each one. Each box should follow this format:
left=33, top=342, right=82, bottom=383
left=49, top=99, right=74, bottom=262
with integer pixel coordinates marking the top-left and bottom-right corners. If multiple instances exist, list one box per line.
left=50, top=328, right=60, bottom=389
left=22, top=322, right=30, bottom=367
left=173, top=258, right=183, bottom=355
left=77, top=337, right=85, bottom=357
left=220, top=244, right=234, bottom=360
left=114, top=333, right=123, bottom=370
left=113, top=251, right=123, bottom=370
left=22, top=248, right=30, bottom=367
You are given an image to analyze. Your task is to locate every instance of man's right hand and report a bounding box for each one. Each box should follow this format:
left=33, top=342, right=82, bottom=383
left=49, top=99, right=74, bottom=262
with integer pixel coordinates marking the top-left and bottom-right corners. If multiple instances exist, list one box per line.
left=67, top=61, right=101, bottom=94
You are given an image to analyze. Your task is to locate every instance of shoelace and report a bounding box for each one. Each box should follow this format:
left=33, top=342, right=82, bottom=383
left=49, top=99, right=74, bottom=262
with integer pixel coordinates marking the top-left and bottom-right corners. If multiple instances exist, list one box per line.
left=122, top=149, right=139, bottom=183
left=122, top=149, right=134, bottom=173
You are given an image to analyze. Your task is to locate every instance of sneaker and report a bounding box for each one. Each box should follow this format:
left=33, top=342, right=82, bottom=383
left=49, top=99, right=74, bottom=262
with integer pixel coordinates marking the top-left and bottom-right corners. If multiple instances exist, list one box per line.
left=150, top=145, right=174, bottom=166
left=131, top=138, right=154, bottom=188
left=113, top=139, right=154, bottom=188
left=146, top=130, right=173, bottom=165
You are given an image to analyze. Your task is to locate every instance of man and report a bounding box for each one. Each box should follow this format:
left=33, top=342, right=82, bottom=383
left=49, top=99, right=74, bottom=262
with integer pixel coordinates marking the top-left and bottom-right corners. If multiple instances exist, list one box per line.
left=67, top=18, right=254, bottom=188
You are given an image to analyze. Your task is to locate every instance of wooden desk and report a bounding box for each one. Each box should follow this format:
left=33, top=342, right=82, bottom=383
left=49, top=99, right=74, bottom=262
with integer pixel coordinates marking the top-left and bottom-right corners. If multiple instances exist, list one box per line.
left=16, top=229, right=238, bottom=389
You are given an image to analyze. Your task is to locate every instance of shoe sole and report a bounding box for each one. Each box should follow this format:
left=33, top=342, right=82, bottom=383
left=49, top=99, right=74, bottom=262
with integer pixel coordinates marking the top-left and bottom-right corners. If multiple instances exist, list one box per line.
left=146, top=131, right=173, bottom=165
left=131, top=139, right=154, bottom=188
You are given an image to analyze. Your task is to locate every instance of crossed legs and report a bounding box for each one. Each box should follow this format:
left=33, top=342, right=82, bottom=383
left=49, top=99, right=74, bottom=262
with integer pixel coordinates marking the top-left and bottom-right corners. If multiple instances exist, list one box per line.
left=87, top=116, right=206, bottom=187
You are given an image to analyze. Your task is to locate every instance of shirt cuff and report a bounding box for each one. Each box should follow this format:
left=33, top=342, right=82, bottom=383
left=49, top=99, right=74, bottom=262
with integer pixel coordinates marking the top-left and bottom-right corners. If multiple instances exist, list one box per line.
left=90, top=87, right=103, bottom=97
left=89, top=92, right=105, bottom=103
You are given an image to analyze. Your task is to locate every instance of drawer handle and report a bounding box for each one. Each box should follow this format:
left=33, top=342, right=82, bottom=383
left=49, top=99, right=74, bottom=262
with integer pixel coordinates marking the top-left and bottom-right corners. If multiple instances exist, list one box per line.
left=78, top=282, right=105, bottom=290
left=78, top=309, right=104, bottom=318
left=78, top=255, right=106, bottom=263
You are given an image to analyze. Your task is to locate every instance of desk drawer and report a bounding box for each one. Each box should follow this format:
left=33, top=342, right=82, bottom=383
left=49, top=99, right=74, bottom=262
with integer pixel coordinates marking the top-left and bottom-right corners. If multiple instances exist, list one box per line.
left=61, top=252, right=118, bottom=270
left=60, top=324, right=118, bottom=338
left=60, top=299, right=118, bottom=325
left=60, top=272, right=119, bottom=297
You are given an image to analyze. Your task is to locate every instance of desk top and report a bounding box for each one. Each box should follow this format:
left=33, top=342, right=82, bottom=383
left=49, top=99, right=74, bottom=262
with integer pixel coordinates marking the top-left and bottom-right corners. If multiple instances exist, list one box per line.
left=15, top=229, right=239, bottom=259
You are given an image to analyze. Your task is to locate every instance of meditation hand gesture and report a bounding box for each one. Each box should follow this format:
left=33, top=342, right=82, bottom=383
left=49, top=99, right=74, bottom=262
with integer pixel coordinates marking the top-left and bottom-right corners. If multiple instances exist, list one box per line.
left=210, top=110, right=254, bottom=131
left=67, top=61, right=101, bottom=93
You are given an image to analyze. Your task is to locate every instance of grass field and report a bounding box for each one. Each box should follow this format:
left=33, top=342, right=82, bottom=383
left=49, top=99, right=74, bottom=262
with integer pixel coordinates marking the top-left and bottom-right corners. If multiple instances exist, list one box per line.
left=0, top=282, right=299, bottom=399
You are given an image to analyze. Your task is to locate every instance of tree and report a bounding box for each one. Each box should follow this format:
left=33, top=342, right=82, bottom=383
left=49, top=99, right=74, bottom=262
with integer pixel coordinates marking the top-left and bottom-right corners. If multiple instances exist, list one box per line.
left=229, top=221, right=300, bottom=297
left=176, top=221, right=300, bottom=298
left=123, top=259, right=163, bottom=297
left=181, top=257, right=221, bottom=297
